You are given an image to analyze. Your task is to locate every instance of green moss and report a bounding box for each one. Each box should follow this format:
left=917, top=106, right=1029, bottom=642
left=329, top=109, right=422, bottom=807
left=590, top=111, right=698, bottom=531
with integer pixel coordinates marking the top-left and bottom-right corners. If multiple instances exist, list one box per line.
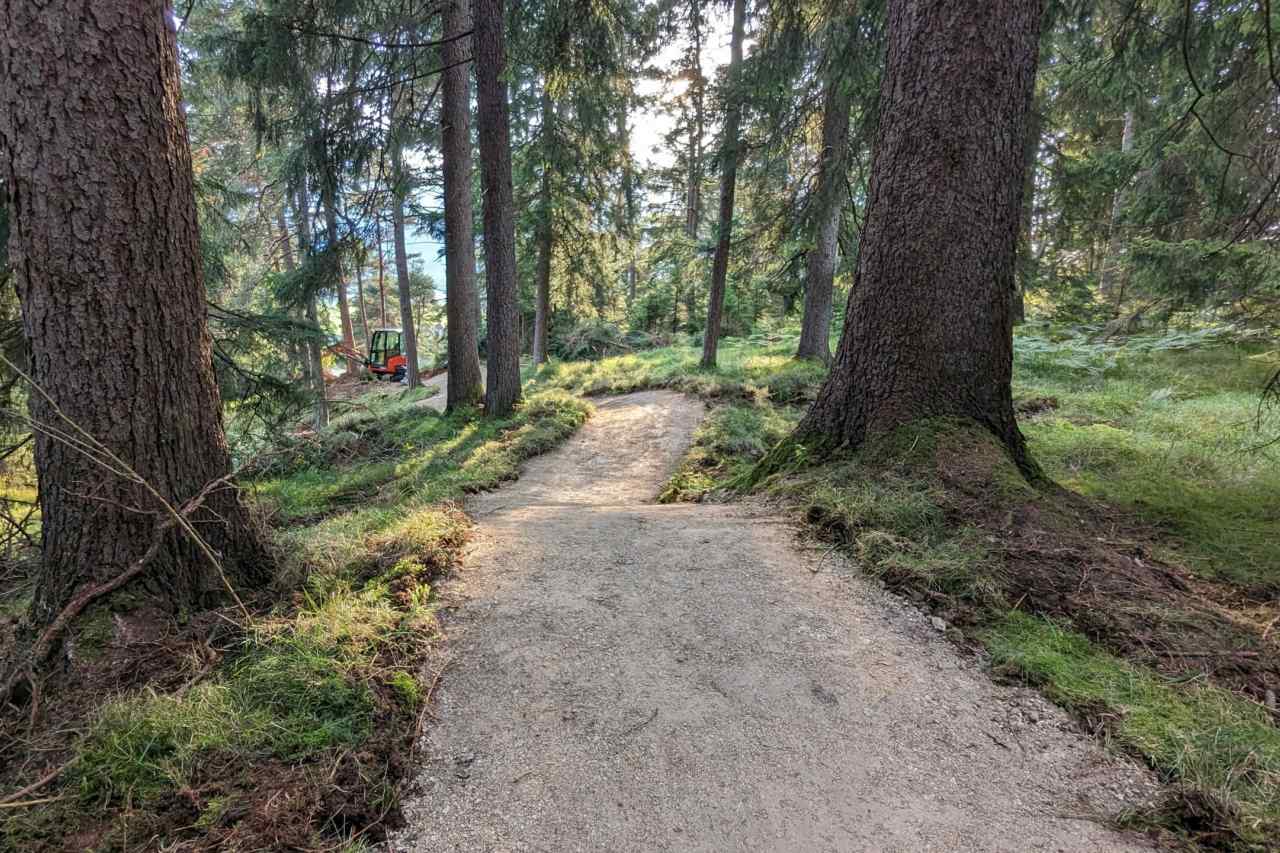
left=75, top=637, right=375, bottom=804
left=984, top=612, right=1280, bottom=845
left=387, top=670, right=422, bottom=709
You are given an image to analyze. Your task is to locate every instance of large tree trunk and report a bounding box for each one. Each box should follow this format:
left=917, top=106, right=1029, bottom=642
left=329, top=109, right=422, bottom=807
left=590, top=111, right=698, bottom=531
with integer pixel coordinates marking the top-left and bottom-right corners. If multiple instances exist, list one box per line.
left=1098, top=108, right=1135, bottom=314
left=700, top=0, right=747, bottom=369
left=0, top=1, right=269, bottom=630
left=475, top=0, right=522, bottom=417
left=294, top=186, right=330, bottom=429
left=440, top=0, right=485, bottom=409
left=794, top=0, right=1042, bottom=468
left=322, top=177, right=359, bottom=376
left=531, top=90, right=555, bottom=365
left=796, top=62, right=852, bottom=364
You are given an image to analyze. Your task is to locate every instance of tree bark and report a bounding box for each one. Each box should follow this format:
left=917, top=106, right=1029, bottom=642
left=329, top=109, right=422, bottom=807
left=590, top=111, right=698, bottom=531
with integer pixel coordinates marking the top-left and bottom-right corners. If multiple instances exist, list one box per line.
left=700, top=0, right=747, bottom=369
left=531, top=89, right=555, bottom=365
left=685, top=1, right=706, bottom=242
left=1098, top=108, right=1135, bottom=314
left=376, top=214, right=389, bottom=328
left=322, top=177, right=359, bottom=375
left=0, top=0, right=269, bottom=628
left=475, top=0, right=522, bottom=417
left=796, top=62, right=852, bottom=364
left=277, top=205, right=309, bottom=380
left=294, top=186, right=330, bottom=429
left=390, top=89, right=422, bottom=389
left=794, top=0, right=1042, bottom=469
left=440, top=0, right=485, bottom=409
left=354, top=254, right=370, bottom=350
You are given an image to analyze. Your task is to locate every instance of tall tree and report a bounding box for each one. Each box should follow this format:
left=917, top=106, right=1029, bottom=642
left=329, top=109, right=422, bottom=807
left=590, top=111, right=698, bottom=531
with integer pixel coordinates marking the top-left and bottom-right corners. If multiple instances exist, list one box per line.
left=793, top=0, right=1042, bottom=467
left=531, top=89, right=556, bottom=364
left=390, top=93, right=422, bottom=389
left=1097, top=107, right=1135, bottom=313
left=796, top=47, right=853, bottom=364
left=294, top=186, right=330, bottom=429
left=0, top=1, right=268, bottom=632
left=321, top=169, right=360, bottom=375
left=441, top=0, right=485, bottom=409
left=476, top=0, right=523, bottom=416
left=701, top=0, right=748, bottom=368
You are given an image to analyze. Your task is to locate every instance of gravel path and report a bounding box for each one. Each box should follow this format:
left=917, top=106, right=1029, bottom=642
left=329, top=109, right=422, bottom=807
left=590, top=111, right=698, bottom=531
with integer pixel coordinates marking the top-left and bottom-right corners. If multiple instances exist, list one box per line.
left=391, top=390, right=1155, bottom=852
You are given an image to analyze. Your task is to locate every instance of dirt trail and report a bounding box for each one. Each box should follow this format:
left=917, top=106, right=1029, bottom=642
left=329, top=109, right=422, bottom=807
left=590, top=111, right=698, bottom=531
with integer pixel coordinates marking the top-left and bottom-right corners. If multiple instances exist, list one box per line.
left=391, top=390, right=1155, bottom=852
left=420, top=365, right=486, bottom=412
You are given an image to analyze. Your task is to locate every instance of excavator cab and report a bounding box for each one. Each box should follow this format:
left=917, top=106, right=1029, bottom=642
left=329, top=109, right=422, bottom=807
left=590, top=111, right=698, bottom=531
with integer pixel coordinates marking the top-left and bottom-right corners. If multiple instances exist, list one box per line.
left=367, top=328, right=407, bottom=381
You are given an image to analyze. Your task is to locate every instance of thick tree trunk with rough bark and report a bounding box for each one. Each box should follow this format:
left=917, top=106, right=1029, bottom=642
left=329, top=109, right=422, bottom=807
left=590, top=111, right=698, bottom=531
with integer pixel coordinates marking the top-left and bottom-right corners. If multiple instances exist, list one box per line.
left=531, top=90, right=555, bottom=365
left=475, top=0, right=522, bottom=416
left=440, top=0, right=485, bottom=409
left=701, top=0, right=747, bottom=369
left=796, top=65, right=852, bottom=364
left=795, top=0, right=1042, bottom=468
left=0, top=1, right=269, bottom=628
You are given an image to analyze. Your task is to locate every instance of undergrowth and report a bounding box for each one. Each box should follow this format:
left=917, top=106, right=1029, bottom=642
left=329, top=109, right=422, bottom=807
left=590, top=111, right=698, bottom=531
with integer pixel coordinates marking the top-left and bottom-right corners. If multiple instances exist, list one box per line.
left=1, top=388, right=590, bottom=851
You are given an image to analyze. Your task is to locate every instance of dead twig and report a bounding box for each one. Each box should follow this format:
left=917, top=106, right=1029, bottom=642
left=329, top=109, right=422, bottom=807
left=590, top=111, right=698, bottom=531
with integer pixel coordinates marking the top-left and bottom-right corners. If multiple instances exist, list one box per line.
left=1, top=472, right=238, bottom=708
left=0, top=757, right=77, bottom=806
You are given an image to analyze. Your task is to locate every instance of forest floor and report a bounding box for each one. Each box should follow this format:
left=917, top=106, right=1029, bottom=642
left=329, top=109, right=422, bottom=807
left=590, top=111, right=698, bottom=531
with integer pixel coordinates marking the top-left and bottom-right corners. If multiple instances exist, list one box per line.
left=389, top=389, right=1156, bottom=851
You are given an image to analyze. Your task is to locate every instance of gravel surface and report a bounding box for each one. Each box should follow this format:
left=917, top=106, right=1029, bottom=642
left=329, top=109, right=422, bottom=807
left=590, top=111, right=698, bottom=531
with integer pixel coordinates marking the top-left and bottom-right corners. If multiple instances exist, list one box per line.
left=389, top=390, right=1157, bottom=852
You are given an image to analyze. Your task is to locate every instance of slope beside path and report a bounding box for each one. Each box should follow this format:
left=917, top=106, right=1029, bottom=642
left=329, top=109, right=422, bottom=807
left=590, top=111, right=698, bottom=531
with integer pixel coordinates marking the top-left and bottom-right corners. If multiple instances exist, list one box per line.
left=390, top=390, right=1155, bottom=852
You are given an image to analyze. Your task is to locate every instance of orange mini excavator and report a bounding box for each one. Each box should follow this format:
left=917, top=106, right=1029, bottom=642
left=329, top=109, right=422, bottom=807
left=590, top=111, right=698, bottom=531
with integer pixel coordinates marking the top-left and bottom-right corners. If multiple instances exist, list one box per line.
left=328, top=328, right=408, bottom=382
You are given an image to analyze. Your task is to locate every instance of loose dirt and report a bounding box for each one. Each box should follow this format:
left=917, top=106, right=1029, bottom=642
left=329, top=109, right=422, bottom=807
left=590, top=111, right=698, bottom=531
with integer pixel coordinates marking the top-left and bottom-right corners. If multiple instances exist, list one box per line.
left=390, top=390, right=1156, bottom=852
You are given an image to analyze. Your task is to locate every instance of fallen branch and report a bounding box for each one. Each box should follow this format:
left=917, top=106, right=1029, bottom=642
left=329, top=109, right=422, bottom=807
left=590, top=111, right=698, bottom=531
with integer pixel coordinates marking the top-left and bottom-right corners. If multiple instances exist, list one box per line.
left=0, top=757, right=76, bottom=806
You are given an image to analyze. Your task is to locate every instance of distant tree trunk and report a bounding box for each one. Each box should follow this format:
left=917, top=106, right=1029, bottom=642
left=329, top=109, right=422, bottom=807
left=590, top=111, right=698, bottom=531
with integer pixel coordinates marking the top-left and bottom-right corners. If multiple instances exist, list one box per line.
left=0, top=1, right=269, bottom=631
left=321, top=177, right=359, bottom=375
left=1014, top=97, right=1043, bottom=325
left=354, top=255, right=370, bottom=350
left=793, top=0, right=1042, bottom=469
left=620, top=111, right=639, bottom=308
left=390, top=91, right=422, bottom=389
left=294, top=186, right=330, bottom=429
left=701, top=0, right=747, bottom=369
left=1098, top=108, right=1135, bottom=314
left=441, top=0, right=485, bottom=409
left=796, top=63, right=852, bottom=364
left=475, top=0, right=522, bottom=416
left=532, top=89, right=555, bottom=365
left=685, top=2, right=706, bottom=242
left=277, top=205, right=309, bottom=379
left=376, top=215, right=389, bottom=328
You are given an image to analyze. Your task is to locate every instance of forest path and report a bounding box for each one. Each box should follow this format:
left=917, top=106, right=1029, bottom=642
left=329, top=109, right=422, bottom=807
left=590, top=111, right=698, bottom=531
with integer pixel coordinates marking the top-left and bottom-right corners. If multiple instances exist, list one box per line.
left=420, top=364, right=486, bottom=412
left=390, top=390, right=1155, bottom=852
